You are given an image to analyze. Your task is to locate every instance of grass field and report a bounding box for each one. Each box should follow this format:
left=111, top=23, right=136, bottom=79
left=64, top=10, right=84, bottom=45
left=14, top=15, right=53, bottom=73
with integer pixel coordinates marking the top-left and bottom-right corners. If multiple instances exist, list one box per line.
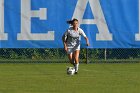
left=0, top=63, right=140, bottom=93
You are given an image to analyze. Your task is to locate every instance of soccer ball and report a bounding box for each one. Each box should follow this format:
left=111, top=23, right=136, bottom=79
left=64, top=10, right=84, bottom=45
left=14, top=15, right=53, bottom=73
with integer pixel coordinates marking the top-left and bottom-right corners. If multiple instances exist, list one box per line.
left=67, top=67, right=75, bottom=75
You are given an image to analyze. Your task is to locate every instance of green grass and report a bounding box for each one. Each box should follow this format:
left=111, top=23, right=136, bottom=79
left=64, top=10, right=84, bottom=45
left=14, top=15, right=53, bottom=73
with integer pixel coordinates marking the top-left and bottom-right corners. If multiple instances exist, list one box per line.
left=0, top=63, right=140, bottom=93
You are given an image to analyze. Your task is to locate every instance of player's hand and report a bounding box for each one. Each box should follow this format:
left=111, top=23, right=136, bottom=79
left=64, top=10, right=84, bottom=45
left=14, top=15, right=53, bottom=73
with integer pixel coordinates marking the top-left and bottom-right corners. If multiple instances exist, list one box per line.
left=86, top=42, right=90, bottom=46
left=64, top=46, right=68, bottom=52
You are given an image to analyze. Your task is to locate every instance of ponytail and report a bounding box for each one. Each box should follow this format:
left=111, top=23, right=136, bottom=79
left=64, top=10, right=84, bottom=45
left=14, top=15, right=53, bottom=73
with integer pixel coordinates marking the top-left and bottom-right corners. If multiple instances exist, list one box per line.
left=67, top=20, right=73, bottom=25
left=67, top=18, right=78, bottom=25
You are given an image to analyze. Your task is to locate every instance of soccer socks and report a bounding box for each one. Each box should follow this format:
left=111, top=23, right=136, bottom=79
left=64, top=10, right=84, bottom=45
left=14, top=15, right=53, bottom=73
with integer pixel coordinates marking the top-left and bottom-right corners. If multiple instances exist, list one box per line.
left=75, top=63, right=79, bottom=72
left=72, top=60, right=75, bottom=67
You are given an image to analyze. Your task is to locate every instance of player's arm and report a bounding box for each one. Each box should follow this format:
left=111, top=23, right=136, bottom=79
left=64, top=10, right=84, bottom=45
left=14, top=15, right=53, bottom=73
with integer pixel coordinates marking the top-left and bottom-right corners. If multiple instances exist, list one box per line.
left=62, top=31, right=68, bottom=51
left=63, top=41, right=67, bottom=52
left=84, top=36, right=90, bottom=46
left=80, top=28, right=90, bottom=46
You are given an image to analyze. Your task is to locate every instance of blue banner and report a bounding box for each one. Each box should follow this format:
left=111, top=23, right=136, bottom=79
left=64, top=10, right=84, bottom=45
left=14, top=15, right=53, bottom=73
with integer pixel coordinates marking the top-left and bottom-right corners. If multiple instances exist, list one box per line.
left=0, top=0, right=139, bottom=48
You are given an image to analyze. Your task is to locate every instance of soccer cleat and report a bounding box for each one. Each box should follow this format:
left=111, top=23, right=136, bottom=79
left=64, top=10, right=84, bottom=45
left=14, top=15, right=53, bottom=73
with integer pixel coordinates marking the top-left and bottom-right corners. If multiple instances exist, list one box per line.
left=75, top=72, right=78, bottom=74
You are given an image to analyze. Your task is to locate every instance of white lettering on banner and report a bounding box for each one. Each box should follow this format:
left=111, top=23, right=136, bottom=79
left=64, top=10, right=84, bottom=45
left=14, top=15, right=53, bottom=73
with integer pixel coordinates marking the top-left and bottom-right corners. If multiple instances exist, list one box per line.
left=0, top=0, right=7, bottom=40
left=73, top=0, right=112, bottom=41
left=135, top=0, right=140, bottom=41
left=17, top=0, right=54, bottom=40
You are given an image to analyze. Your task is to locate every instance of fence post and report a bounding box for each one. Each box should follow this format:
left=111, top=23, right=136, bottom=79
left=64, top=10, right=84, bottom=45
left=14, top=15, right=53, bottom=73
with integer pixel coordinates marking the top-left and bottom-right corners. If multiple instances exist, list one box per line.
left=86, top=48, right=88, bottom=64
left=105, top=48, right=107, bottom=61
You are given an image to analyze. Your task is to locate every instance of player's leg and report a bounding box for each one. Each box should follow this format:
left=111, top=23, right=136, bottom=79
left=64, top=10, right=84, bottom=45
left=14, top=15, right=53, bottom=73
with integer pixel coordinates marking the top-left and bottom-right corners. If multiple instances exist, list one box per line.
left=67, top=48, right=75, bottom=66
left=68, top=53, right=75, bottom=66
left=74, top=50, right=80, bottom=73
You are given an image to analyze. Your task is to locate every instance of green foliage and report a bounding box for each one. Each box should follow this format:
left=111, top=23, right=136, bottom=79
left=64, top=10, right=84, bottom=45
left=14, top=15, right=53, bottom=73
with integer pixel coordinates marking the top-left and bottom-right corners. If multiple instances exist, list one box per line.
left=0, top=48, right=140, bottom=61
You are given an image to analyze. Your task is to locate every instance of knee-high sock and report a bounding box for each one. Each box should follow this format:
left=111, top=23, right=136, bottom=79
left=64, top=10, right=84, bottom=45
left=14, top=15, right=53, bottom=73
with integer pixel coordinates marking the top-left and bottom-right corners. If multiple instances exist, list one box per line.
left=75, top=63, right=79, bottom=72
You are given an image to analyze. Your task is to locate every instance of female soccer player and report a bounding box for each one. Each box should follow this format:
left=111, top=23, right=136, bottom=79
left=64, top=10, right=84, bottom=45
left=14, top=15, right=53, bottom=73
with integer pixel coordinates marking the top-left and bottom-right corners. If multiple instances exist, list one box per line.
left=62, top=18, right=90, bottom=74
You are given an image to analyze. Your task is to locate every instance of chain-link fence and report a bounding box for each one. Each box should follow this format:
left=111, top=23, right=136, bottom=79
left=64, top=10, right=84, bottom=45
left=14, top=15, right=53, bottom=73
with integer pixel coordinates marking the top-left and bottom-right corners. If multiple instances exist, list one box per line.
left=0, top=48, right=140, bottom=63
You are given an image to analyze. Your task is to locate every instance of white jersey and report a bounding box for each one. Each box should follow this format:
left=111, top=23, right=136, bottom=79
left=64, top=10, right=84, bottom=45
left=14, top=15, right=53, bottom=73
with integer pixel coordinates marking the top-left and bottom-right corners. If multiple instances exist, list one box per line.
left=62, top=27, right=86, bottom=48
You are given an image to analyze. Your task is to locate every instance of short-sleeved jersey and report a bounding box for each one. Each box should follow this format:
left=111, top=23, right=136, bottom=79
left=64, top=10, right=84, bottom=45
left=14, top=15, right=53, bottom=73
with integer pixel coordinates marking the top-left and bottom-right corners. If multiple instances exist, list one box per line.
left=62, top=27, right=86, bottom=48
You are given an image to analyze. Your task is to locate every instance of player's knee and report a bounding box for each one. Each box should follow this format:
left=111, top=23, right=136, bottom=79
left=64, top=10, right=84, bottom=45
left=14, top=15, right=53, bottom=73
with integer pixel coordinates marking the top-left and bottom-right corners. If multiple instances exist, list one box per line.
left=75, top=57, right=79, bottom=62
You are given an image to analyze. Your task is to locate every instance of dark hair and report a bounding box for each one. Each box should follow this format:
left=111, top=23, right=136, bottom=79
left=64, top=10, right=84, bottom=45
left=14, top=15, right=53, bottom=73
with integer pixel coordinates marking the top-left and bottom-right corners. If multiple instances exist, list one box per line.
left=67, top=18, right=78, bottom=25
